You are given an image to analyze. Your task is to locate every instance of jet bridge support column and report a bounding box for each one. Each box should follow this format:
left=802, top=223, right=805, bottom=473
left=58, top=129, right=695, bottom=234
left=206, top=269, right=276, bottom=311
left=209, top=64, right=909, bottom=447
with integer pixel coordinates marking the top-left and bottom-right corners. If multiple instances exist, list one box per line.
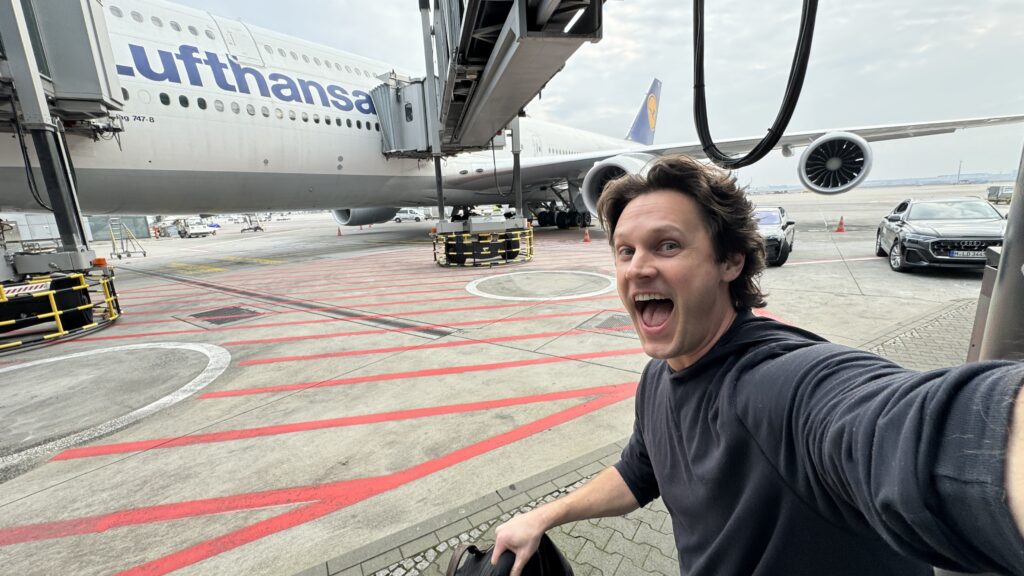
left=512, top=114, right=524, bottom=217
left=419, top=0, right=447, bottom=220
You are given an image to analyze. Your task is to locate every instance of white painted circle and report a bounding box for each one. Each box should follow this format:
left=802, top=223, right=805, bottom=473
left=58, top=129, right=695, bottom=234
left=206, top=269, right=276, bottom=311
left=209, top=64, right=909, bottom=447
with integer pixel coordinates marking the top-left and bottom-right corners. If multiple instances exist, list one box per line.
left=0, top=343, right=230, bottom=470
left=465, top=270, right=616, bottom=301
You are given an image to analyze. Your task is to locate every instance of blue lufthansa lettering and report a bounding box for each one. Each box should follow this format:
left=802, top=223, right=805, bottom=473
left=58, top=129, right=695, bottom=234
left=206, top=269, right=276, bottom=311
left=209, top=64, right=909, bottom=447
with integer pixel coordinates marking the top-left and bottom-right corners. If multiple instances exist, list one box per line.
left=118, top=44, right=376, bottom=116
left=327, top=85, right=353, bottom=112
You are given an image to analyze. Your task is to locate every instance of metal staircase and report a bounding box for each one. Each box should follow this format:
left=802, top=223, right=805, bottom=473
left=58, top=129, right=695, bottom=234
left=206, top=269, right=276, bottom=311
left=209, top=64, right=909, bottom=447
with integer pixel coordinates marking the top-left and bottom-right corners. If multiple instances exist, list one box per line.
left=108, top=218, right=146, bottom=259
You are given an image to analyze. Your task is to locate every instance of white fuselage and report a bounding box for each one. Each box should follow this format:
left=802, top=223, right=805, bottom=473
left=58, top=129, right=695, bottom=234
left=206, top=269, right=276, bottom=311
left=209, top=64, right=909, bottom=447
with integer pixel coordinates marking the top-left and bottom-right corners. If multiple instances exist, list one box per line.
left=0, top=0, right=634, bottom=214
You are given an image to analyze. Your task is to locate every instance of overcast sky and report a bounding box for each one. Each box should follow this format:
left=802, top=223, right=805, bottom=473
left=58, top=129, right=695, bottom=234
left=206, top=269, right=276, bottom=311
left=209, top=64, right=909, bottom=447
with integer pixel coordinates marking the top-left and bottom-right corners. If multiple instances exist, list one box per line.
left=174, top=0, right=1024, bottom=187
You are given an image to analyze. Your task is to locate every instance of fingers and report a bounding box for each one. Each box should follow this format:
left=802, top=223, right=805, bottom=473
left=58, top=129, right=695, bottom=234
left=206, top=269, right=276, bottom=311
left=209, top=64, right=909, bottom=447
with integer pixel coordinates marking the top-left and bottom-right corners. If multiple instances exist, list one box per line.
left=510, top=557, right=526, bottom=576
left=490, top=540, right=507, bottom=566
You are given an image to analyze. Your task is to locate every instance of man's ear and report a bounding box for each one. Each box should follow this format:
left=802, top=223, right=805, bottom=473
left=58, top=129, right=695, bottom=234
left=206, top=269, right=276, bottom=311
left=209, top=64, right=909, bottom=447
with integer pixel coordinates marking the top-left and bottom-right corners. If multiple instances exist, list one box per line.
left=721, top=252, right=745, bottom=282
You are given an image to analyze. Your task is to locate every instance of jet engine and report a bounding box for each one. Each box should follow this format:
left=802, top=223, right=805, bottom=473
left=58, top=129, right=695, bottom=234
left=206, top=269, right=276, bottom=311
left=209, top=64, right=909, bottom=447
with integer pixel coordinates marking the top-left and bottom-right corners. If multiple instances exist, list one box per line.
left=331, top=207, right=400, bottom=226
left=798, top=132, right=873, bottom=194
left=581, top=153, right=657, bottom=216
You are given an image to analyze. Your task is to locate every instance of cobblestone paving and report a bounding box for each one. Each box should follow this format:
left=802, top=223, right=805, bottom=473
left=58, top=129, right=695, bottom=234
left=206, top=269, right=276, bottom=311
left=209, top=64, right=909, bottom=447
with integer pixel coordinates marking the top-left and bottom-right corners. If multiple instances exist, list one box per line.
left=303, top=298, right=980, bottom=576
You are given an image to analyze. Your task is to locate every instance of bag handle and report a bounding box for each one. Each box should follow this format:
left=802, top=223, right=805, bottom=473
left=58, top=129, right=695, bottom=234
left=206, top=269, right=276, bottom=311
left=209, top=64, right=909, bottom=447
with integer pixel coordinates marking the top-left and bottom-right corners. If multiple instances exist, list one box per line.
left=445, top=543, right=483, bottom=576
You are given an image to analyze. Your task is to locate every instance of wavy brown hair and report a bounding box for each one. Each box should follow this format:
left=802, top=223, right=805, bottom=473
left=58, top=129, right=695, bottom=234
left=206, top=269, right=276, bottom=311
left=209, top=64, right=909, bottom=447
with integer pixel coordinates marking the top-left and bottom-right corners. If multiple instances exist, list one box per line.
left=597, top=154, right=767, bottom=309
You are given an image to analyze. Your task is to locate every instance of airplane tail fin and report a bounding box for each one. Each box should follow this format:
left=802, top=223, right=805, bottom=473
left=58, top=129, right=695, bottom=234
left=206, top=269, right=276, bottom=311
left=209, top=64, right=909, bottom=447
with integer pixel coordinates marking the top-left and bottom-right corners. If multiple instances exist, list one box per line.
left=625, top=78, right=662, bottom=146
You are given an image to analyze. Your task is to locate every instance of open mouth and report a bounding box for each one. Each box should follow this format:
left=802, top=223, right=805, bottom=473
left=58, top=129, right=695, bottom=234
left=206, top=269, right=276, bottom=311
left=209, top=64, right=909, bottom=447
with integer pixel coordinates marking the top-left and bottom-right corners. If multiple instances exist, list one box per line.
left=634, top=293, right=674, bottom=330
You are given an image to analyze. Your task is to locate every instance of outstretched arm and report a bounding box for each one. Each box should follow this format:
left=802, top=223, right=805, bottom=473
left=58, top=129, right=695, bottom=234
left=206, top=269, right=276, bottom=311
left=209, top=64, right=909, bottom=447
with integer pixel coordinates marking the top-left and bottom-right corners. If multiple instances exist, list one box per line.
left=1007, top=387, right=1024, bottom=537
left=490, top=466, right=640, bottom=576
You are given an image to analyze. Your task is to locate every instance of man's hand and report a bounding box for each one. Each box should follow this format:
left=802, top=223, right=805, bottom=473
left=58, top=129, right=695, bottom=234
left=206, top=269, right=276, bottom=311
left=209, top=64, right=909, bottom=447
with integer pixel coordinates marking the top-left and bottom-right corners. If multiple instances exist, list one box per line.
left=491, top=509, right=548, bottom=576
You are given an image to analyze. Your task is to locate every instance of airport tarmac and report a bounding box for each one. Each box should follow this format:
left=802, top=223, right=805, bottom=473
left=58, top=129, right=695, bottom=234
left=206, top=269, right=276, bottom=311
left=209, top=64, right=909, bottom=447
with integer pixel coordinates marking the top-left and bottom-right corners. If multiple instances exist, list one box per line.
left=0, top=183, right=1005, bottom=575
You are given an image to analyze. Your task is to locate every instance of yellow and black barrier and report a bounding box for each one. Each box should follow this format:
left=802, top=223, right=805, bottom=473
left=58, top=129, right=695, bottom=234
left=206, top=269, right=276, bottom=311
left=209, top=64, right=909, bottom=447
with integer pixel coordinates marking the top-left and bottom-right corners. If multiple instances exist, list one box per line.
left=0, top=270, right=121, bottom=353
left=432, top=228, right=535, bottom=268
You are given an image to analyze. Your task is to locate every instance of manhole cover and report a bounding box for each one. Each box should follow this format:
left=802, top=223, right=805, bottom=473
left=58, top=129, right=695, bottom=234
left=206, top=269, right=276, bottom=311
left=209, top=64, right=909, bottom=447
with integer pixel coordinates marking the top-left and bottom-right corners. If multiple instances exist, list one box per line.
left=188, top=306, right=261, bottom=326
left=466, top=271, right=615, bottom=301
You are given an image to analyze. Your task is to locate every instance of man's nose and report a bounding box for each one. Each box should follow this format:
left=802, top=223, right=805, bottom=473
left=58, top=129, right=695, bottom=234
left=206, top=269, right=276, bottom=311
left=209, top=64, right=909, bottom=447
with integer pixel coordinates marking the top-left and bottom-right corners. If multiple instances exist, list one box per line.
left=626, top=251, right=656, bottom=280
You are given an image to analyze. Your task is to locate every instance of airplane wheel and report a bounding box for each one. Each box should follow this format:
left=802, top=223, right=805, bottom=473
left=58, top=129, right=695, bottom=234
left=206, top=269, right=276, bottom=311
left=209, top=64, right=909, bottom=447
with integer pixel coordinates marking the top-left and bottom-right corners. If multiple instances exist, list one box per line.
left=415, top=217, right=421, bottom=222
left=555, top=212, right=569, bottom=229
left=580, top=212, right=592, bottom=227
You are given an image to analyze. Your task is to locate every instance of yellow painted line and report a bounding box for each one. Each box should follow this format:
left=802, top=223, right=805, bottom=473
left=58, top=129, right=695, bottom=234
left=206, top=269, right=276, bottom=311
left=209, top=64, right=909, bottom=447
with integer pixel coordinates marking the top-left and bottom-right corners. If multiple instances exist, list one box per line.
left=220, top=256, right=287, bottom=265
left=168, top=262, right=227, bottom=274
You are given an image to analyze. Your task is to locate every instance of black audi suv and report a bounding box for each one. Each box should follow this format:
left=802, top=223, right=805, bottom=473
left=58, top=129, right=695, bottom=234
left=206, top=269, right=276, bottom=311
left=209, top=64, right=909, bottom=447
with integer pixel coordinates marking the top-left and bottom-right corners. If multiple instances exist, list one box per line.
left=875, top=197, right=1005, bottom=272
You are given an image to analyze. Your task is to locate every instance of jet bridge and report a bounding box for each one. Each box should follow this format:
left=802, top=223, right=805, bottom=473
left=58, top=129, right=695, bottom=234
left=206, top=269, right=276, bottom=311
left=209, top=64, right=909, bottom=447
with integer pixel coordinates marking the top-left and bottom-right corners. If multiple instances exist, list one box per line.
left=0, top=0, right=124, bottom=352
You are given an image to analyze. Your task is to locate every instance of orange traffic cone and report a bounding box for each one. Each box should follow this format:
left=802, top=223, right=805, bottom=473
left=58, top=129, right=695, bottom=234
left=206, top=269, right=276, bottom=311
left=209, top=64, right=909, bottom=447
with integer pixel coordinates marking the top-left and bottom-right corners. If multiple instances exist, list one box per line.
left=583, top=228, right=591, bottom=243
left=835, top=217, right=846, bottom=233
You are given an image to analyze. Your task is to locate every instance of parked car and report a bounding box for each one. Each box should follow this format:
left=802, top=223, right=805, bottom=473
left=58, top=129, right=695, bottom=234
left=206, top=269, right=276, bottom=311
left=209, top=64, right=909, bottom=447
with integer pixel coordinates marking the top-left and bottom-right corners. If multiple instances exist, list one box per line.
left=987, top=185, right=1014, bottom=205
left=394, top=208, right=425, bottom=222
left=175, top=218, right=216, bottom=238
left=753, top=207, right=796, bottom=266
left=875, top=197, right=1005, bottom=272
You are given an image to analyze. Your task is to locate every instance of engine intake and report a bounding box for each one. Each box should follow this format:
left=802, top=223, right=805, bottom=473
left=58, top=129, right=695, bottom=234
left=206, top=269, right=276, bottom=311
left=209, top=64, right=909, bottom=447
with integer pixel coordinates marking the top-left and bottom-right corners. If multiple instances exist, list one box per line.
left=332, top=207, right=400, bottom=227
left=581, top=153, right=657, bottom=216
left=798, top=132, right=873, bottom=194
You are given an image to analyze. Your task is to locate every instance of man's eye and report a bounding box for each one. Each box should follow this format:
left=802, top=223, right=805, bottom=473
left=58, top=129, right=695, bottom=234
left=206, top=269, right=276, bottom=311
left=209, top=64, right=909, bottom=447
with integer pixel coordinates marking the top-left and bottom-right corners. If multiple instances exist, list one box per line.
left=659, top=241, right=680, bottom=251
left=617, top=247, right=634, bottom=258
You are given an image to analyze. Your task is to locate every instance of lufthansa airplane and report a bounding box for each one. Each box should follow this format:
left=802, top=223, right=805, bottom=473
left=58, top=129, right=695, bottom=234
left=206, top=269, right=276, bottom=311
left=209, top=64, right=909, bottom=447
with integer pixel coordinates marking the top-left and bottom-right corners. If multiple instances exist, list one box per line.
left=1, top=0, right=1022, bottom=228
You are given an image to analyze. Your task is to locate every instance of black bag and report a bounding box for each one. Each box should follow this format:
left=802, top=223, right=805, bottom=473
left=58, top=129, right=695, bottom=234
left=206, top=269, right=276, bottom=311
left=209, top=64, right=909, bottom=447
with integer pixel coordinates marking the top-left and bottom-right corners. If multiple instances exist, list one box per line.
left=445, top=533, right=574, bottom=576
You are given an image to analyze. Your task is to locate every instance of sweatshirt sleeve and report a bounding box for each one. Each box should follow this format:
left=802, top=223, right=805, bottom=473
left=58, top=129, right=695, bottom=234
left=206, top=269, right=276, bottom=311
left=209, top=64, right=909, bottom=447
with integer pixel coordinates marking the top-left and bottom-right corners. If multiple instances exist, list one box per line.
left=734, top=343, right=1024, bottom=574
left=615, top=366, right=660, bottom=508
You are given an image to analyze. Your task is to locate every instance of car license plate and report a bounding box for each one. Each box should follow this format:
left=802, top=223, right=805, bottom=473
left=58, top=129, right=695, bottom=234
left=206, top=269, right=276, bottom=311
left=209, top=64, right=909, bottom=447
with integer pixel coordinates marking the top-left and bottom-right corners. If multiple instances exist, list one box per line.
left=950, top=250, right=985, bottom=258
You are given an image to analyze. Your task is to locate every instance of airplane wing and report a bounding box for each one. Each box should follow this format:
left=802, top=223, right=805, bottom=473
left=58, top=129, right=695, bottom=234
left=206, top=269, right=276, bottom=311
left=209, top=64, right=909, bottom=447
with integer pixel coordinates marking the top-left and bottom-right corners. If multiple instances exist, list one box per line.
left=447, top=114, right=1024, bottom=191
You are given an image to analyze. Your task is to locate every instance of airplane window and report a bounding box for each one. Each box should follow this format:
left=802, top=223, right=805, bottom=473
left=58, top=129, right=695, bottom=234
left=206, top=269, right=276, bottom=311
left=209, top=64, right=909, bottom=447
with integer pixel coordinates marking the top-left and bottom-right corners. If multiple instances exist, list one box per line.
left=110, top=6, right=123, bottom=18
left=354, top=67, right=362, bottom=75
left=346, top=119, right=352, bottom=128
left=179, top=95, right=189, bottom=108
left=264, top=45, right=272, bottom=54
left=324, top=60, right=331, bottom=68
left=214, top=99, right=224, bottom=112
left=313, top=114, right=320, bottom=124
left=325, top=115, right=331, bottom=125
left=198, top=98, right=207, bottom=110
left=314, top=57, right=321, bottom=66
left=288, top=110, right=296, bottom=120
left=130, top=11, right=143, bottom=23
left=159, top=93, right=170, bottom=105
left=188, top=25, right=199, bottom=36
left=230, top=102, right=240, bottom=114
left=335, top=63, right=343, bottom=72
left=364, top=70, right=372, bottom=78
left=335, top=118, right=341, bottom=127
left=366, top=122, right=372, bottom=131
left=205, top=29, right=216, bottom=40
left=275, top=108, right=284, bottom=119
left=278, top=48, right=286, bottom=58
left=121, top=88, right=129, bottom=101
left=301, top=112, right=309, bottom=122
left=345, top=65, right=352, bottom=73
left=302, top=54, right=310, bottom=64
left=290, top=51, right=298, bottom=60
left=375, top=122, right=380, bottom=131
left=261, top=106, right=269, bottom=117
left=170, top=21, right=181, bottom=32
left=151, top=16, right=163, bottom=27
left=356, top=120, right=362, bottom=129
left=246, top=104, right=255, bottom=116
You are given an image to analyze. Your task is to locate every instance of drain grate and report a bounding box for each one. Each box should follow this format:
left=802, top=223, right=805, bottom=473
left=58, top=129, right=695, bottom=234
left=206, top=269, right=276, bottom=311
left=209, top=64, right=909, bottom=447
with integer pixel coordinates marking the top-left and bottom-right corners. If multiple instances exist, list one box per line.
left=189, top=306, right=261, bottom=326
left=578, top=312, right=637, bottom=339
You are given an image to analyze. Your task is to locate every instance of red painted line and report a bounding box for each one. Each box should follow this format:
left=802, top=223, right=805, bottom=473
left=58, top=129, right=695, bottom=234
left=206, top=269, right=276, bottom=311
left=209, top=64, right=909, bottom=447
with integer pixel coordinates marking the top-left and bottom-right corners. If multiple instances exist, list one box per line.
left=53, top=383, right=637, bottom=460
left=2, top=390, right=631, bottom=558
left=201, top=347, right=644, bottom=398
left=80, top=294, right=621, bottom=338
left=238, top=325, right=633, bottom=366
left=222, top=309, right=601, bottom=345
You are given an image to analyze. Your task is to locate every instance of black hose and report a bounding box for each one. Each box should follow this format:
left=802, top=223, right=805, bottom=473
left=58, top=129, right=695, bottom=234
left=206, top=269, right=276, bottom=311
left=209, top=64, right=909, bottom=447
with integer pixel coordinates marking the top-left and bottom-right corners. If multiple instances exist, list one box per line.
left=693, top=0, right=819, bottom=169
left=3, top=89, right=53, bottom=211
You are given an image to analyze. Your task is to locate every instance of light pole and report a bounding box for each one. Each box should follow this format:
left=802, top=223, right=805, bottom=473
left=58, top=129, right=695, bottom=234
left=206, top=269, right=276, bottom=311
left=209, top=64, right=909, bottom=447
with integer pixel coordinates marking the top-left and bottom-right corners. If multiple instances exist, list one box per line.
left=956, top=160, right=963, bottom=184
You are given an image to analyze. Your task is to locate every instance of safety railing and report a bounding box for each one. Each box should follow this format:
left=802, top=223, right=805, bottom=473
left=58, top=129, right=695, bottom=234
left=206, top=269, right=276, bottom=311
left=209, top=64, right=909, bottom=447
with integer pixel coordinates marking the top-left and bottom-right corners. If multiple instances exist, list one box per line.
left=0, top=270, right=121, bottom=352
left=432, top=228, right=534, bottom=267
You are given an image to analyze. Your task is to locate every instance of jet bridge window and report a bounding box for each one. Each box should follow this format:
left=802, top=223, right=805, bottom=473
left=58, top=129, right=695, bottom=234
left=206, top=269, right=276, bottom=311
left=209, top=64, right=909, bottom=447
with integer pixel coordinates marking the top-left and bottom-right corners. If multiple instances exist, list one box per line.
left=131, top=11, right=143, bottom=23
left=179, top=95, right=189, bottom=108
left=151, top=16, right=163, bottom=27
left=159, top=93, right=170, bottom=106
left=198, top=98, right=207, bottom=110
left=110, top=6, right=123, bottom=18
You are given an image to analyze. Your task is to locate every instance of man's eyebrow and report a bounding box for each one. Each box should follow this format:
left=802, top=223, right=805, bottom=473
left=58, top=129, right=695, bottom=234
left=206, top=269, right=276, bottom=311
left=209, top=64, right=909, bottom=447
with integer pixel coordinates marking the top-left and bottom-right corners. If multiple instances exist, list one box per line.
left=618, top=223, right=686, bottom=237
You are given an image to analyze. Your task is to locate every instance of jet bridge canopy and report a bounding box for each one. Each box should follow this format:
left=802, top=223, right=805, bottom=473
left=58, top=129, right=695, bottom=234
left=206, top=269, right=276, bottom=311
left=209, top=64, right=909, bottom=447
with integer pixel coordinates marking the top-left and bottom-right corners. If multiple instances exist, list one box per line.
left=435, top=0, right=602, bottom=151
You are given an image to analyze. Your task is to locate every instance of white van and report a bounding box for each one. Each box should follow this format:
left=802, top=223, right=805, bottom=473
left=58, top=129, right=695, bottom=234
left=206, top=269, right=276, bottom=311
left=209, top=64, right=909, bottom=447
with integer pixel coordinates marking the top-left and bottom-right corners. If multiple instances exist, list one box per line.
left=394, top=208, right=426, bottom=222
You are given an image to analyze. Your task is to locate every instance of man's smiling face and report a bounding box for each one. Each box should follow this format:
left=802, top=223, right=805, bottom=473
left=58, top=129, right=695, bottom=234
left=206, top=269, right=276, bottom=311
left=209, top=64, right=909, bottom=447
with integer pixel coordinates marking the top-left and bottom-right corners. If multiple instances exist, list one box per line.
left=612, top=190, right=743, bottom=370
